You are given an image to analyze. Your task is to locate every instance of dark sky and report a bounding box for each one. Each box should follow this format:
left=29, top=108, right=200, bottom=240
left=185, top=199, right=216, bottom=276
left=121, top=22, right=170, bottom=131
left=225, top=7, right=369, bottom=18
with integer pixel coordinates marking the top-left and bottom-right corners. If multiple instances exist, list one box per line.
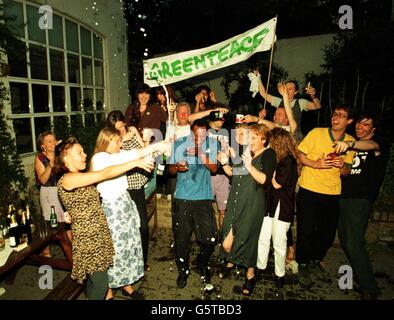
left=125, top=0, right=392, bottom=57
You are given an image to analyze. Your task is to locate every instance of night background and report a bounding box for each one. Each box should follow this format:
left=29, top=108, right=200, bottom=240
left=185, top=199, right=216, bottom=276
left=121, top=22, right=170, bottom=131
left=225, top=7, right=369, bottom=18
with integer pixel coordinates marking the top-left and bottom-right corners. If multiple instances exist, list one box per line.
left=123, top=0, right=393, bottom=147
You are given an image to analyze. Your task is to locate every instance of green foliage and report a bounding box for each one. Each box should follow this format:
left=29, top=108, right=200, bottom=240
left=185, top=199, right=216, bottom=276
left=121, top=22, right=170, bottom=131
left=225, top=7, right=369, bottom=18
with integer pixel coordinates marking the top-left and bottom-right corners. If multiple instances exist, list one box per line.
left=316, top=24, right=394, bottom=202
left=0, top=8, right=29, bottom=216
left=377, top=143, right=394, bottom=204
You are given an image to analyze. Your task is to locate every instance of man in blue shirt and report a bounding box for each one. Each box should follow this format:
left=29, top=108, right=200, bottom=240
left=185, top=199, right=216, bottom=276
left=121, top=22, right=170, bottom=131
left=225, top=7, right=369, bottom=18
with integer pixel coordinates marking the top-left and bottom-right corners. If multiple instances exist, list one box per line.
left=168, top=119, right=219, bottom=288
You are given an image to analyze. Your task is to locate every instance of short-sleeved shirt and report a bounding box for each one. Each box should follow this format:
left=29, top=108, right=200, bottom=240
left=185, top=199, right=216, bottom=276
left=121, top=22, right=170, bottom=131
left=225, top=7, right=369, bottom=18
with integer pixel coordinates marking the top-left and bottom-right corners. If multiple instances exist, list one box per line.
left=91, top=150, right=138, bottom=199
left=125, top=103, right=168, bottom=132
left=298, top=127, right=355, bottom=195
left=271, top=96, right=309, bottom=112
left=341, top=148, right=384, bottom=200
left=170, top=135, right=219, bottom=200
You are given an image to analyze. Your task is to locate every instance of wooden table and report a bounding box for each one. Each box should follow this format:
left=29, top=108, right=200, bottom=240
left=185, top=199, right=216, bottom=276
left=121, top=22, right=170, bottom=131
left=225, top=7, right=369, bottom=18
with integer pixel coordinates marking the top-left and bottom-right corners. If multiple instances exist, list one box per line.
left=0, top=222, right=72, bottom=282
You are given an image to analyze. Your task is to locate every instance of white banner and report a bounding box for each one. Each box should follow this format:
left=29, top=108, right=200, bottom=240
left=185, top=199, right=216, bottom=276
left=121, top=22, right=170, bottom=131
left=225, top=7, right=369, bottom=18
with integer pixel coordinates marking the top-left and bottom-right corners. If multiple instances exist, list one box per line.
left=143, top=17, right=277, bottom=86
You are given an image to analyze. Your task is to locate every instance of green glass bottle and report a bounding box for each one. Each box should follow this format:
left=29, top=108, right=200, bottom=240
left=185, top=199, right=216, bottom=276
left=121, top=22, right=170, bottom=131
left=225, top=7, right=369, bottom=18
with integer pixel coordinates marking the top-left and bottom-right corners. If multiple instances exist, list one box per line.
left=50, top=206, right=58, bottom=228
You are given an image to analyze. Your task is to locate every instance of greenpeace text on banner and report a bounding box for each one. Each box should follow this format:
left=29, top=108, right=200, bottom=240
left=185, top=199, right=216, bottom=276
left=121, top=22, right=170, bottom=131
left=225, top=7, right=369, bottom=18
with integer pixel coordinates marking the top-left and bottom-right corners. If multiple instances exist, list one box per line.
left=143, top=17, right=277, bottom=86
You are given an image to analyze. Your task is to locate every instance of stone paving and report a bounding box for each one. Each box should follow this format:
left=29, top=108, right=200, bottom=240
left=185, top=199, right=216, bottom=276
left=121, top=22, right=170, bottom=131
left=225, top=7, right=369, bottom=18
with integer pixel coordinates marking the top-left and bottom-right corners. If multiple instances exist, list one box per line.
left=1, top=196, right=393, bottom=300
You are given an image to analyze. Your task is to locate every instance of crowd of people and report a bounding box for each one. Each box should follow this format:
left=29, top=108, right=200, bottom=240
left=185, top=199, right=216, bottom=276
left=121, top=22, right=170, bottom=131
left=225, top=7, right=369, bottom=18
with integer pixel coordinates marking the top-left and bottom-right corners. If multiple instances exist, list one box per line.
left=34, top=73, right=384, bottom=300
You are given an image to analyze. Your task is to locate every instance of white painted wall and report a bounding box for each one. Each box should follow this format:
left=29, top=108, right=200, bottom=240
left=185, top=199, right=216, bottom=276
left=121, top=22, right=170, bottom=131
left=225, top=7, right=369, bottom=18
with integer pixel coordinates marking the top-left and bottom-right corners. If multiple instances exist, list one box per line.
left=273, top=33, right=335, bottom=84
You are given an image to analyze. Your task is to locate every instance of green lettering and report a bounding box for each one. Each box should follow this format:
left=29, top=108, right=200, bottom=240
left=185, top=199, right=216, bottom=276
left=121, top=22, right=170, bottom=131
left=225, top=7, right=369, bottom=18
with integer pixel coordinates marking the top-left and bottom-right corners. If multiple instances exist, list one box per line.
left=218, top=44, right=230, bottom=63
left=193, top=55, right=207, bottom=70
left=171, top=60, right=182, bottom=76
left=229, top=40, right=242, bottom=58
left=205, top=50, right=218, bottom=66
left=253, top=28, right=269, bottom=49
left=161, top=61, right=173, bottom=79
left=182, top=57, right=193, bottom=73
left=240, top=36, right=253, bottom=53
left=149, top=63, right=162, bottom=80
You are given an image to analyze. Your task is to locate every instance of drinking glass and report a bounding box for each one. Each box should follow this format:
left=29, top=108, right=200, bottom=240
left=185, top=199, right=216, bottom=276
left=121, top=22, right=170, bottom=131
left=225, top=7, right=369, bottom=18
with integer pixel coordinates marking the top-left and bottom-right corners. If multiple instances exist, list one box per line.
left=39, top=221, right=48, bottom=238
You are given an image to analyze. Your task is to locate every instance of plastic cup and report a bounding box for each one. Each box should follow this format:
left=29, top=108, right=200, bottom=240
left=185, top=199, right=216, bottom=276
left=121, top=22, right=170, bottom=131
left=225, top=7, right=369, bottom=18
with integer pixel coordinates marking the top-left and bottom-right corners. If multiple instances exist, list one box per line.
left=235, top=114, right=244, bottom=124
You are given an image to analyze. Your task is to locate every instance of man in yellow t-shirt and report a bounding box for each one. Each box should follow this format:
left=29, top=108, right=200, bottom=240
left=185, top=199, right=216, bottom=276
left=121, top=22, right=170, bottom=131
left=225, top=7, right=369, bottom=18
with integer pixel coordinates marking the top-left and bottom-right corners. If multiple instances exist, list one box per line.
left=296, top=106, right=355, bottom=288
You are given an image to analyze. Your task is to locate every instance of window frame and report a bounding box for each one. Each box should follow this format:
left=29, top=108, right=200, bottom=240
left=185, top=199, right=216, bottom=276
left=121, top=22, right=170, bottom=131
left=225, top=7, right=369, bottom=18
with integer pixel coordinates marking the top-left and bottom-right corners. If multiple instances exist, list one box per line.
left=5, top=0, right=106, bottom=155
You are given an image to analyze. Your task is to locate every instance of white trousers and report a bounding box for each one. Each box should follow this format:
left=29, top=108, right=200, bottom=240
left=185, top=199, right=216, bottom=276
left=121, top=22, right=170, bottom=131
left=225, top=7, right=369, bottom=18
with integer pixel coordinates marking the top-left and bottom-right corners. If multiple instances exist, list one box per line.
left=257, top=201, right=291, bottom=277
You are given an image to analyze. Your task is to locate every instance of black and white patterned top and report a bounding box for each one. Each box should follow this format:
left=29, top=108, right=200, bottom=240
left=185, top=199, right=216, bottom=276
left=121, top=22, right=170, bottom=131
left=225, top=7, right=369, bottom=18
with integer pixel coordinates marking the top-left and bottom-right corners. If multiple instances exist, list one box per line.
left=122, top=136, right=150, bottom=190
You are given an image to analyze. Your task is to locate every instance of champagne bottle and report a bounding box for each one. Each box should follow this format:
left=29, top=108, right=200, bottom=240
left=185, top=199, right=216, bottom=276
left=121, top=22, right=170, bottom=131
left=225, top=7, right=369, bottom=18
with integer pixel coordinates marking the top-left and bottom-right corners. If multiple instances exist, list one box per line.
left=7, top=204, right=14, bottom=228
left=19, top=209, right=28, bottom=244
left=157, top=154, right=166, bottom=176
left=9, top=214, right=20, bottom=247
left=22, top=206, right=33, bottom=244
left=25, top=204, right=34, bottom=241
left=50, top=206, right=58, bottom=228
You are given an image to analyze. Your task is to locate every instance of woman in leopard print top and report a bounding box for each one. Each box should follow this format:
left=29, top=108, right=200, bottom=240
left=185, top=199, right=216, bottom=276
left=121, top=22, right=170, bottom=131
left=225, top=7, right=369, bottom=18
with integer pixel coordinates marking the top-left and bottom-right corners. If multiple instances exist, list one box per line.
left=56, top=137, right=154, bottom=300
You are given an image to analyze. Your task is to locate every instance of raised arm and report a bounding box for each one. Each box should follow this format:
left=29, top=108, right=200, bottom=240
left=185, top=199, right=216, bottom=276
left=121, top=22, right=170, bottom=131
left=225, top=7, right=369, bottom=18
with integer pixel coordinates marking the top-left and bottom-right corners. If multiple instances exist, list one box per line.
left=305, top=84, right=321, bottom=110
left=242, top=115, right=276, bottom=130
left=61, top=157, right=154, bottom=191
left=188, top=107, right=228, bottom=124
left=335, top=140, right=380, bottom=154
left=35, top=154, right=55, bottom=185
left=218, top=151, right=233, bottom=176
left=278, top=82, right=297, bottom=134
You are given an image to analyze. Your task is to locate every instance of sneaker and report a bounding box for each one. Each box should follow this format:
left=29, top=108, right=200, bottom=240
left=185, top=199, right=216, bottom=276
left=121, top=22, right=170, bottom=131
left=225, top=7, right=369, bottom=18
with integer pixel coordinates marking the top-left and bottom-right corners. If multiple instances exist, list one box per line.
left=298, top=263, right=312, bottom=288
left=176, top=272, right=189, bottom=288
left=310, top=261, right=331, bottom=283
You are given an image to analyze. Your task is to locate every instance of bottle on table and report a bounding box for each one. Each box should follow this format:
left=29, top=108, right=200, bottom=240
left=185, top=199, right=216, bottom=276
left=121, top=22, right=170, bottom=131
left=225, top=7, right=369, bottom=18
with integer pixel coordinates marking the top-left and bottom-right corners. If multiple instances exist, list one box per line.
left=21, top=206, right=33, bottom=244
left=6, top=204, right=15, bottom=231
left=50, top=205, right=58, bottom=228
left=25, top=204, right=33, bottom=242
left=19, top=209, right=28, bottom=244
left=9, top=214, right=20, bottom=248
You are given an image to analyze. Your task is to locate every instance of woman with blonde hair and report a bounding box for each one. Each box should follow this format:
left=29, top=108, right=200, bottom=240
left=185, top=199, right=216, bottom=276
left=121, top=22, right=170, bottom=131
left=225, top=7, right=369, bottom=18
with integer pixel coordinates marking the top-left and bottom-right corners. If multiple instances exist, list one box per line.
left=91, top=127, right=170, bottom=300
left=218, top=124, right=277, bottom=296
left=57, top=137, right=155, bottom=300
left=256, top=127, right=300, bottom=288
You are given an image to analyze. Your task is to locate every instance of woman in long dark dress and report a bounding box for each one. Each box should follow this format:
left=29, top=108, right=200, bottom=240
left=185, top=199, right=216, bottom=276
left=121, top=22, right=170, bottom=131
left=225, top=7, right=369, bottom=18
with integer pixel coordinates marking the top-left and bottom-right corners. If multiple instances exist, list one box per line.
left=218, top=124, right=276, bottom=296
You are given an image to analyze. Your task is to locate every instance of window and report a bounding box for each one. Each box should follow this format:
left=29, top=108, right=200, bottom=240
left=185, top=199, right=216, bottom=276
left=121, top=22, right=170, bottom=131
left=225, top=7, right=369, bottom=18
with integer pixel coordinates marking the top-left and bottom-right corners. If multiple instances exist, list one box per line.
left=5, top=0, right=105, bottom=154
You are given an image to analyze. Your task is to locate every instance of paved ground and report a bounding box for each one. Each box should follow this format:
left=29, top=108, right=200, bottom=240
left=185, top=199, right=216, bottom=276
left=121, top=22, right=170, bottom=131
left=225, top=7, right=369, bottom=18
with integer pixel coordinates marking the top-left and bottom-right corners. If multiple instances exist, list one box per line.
left=1, top=196, right=393, bottom=300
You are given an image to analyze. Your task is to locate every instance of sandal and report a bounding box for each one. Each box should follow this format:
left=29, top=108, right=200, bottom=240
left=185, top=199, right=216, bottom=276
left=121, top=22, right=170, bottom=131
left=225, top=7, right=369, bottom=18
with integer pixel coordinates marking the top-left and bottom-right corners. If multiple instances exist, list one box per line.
left=218, top=263, right=235, bottom=279
left=242, top=276, right=256, bottom=296
left=121, top=288, right=145, bottom=300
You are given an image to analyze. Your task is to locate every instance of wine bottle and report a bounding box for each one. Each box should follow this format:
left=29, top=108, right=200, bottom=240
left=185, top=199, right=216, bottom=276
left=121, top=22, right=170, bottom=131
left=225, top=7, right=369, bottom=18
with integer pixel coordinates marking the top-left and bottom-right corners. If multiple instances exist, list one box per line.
left=19, top=209, right=28, bottom=244
left=7, top=204, right=14, bottom=228
left=9, top=214, right=20, bottom=247
left=50, top=206, right=58, bottom=228
left=25, top=204, right=34, bottom=242
left=22, top=206, right=33, bottom=244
